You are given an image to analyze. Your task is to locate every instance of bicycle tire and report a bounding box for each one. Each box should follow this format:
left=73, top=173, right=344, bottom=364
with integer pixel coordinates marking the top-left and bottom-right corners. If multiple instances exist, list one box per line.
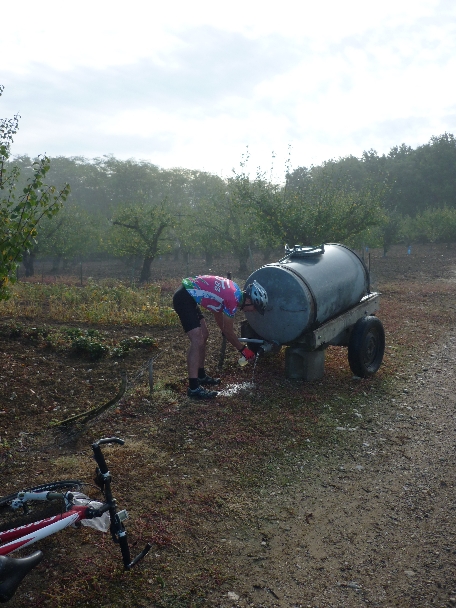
left=0, top=480, right=85, bottom=532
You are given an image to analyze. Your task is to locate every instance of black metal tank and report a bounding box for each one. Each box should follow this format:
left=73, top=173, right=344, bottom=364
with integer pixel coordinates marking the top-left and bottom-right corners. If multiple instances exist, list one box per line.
left=243, top=244, right=370, bottom=345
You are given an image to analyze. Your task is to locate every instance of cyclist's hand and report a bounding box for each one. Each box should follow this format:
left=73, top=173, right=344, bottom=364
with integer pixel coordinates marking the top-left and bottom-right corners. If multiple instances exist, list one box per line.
left=240, top=346, right=255, bottom=361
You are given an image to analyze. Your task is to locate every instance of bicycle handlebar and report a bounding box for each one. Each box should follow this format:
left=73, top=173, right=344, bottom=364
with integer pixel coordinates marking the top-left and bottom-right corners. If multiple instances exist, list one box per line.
left=92, top=437, right=125, bottom=448
left=91, top=437, right=124, bottom=476
left=0, top=436, right=149, bottom=603
left=89, top=437, right=151, bottom=568
left=46, top=492, right=67, bottom=501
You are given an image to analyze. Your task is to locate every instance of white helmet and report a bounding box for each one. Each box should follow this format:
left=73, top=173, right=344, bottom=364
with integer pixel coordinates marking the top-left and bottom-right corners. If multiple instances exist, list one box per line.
left=245, top=280, right=268, bottom=315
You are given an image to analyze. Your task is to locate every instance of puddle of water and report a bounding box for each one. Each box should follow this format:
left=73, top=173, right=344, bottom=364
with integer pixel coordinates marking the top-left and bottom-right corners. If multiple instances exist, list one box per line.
left=218, top=351, right=261, bottom=397
left=217, top=382, right=255, bottom=397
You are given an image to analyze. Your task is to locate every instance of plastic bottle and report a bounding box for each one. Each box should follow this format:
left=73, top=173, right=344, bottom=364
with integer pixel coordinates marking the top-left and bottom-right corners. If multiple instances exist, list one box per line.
left=71, top=492, right=111, bottom=532
left=81, top=510, right=111, bottom=532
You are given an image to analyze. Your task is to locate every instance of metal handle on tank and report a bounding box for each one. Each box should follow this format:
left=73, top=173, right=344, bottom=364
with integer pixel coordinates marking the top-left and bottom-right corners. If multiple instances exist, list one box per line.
left=280, top=244, right=325, bottom=262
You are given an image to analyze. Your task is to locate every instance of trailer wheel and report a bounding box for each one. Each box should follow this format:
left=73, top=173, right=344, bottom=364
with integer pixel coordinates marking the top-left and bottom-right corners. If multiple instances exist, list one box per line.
left=348, top=316, right=385, bottom=377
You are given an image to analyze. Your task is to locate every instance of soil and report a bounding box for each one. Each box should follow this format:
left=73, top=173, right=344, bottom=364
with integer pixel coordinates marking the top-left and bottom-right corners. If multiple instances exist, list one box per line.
left=1, top=243, right=456, bottom=607
left=223, top=329, right=456, bottom=608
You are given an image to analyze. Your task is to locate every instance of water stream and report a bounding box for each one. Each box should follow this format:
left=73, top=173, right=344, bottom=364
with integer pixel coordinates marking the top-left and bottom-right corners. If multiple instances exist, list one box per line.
left=217, top=352, right=261, bottom=397
left=251, top=350, right=260, bottom=380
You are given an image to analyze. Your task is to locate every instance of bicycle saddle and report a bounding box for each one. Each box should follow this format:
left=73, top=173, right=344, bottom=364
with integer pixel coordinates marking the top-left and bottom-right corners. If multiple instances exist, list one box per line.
left=0, top=551, right=43, bottom=603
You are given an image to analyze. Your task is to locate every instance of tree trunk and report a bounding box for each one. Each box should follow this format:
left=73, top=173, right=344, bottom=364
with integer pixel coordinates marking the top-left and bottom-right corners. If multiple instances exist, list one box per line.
left=139, top=255, right=154, bottom=283
left=238, top=257, right=248, bottom=275
left=22, top=252, right=35, bottom=277
left=204, top=249, right=213, bottom=266
left=51, top=256, right=62, bottom=273
left=262, top=247, right=275, bottom=263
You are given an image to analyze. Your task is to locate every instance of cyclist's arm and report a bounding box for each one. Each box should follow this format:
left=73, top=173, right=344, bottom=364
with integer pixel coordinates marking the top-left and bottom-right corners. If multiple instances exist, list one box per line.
left=212, top=310, right=244, bottom=351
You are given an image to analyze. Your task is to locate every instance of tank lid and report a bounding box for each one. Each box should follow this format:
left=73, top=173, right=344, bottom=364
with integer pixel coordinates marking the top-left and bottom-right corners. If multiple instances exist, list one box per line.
left=281, top=244, right=325, bottom=261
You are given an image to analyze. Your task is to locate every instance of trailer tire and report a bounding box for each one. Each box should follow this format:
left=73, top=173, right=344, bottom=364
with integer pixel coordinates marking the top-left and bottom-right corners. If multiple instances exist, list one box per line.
left=348, top=316, right=385, bottom=378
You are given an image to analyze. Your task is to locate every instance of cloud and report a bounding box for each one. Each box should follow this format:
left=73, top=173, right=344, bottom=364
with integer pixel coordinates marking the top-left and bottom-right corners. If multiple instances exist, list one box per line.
left=3, top=27, right=303, bottom=114
left=1, top=26, right=304, bottom=167
left=2, top=5, right=456, bottom=175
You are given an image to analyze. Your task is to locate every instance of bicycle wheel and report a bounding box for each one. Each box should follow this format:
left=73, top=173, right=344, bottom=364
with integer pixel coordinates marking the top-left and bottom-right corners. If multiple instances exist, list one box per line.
left=0, top=480, right=84, bottom=531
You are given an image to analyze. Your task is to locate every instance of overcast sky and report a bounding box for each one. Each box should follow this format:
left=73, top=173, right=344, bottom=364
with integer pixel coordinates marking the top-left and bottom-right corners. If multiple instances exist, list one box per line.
left=2, top=0, right=455, bottom=179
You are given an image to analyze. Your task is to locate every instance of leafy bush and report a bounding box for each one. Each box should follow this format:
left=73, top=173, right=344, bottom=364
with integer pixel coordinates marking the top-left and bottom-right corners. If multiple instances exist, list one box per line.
left=407, top=207, right=456, bottom=243
left=112, top=335, right=156, bottom=358
left=71, top=331, right=109, bottom=360
left=0, top=320, right=157, bottom=360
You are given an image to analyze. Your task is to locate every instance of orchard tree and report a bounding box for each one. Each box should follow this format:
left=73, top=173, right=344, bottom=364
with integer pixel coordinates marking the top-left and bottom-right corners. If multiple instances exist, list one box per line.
left=96, top=155, right=163, bottom=215
left=407, top=206, right=456, bottom=244
left=223, top=174, right=275, bottom=273
left=172, top=171, right=236, bottom=267
left=245, top=163, right=387, bottom=248
left=35, top=204, right=100, bottom=274
left=108, top=199, right=175, bottom=283
left=178, top=194, right=227, bottom=267
left=0, top=85, right=70, bottom=299
left=177, top=150, right=272, bottom=275
left=230, top=169, right=283, bottom=249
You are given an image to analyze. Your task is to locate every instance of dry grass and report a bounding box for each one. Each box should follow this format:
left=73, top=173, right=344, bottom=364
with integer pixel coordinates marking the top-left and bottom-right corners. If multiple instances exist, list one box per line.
left=0, top=280, right=177, bottom=327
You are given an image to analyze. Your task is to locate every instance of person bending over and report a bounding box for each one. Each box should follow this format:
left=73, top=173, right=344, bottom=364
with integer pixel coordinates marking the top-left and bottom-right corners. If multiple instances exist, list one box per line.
left=172, top=275, right=268, bottom=399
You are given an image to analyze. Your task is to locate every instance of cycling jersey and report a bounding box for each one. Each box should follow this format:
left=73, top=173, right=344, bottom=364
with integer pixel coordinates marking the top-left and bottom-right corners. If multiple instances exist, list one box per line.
left=182, top=275, right=243, bottom=317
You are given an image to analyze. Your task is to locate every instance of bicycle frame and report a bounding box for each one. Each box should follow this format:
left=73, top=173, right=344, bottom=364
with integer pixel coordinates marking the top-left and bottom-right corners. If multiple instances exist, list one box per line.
left=0, top=438, right=151, bottom=603
left=0, top=437, right=150, bottom=569
left=0, top=501, right=92, bottom=555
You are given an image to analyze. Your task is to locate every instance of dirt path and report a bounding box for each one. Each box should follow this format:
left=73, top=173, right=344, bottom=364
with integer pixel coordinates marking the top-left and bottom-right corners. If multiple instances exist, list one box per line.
left=209, top=328, right=456, bottom=608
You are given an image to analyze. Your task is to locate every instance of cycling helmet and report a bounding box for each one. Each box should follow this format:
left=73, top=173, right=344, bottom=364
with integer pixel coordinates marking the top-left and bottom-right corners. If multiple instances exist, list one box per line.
left=244, top=280, right=268, bottom=315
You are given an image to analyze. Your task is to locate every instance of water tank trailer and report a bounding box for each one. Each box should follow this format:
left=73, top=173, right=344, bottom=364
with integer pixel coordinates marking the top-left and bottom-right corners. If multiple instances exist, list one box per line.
left=241, top=243, right=385, bottom=380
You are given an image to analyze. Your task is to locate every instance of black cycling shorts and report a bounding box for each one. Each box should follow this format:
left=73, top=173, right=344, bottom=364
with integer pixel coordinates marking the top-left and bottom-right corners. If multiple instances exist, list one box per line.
left=172, top=285, right=204, bottom=333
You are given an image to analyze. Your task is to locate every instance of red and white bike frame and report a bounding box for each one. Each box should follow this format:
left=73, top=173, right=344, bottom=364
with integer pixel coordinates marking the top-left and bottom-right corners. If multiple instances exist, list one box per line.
left=0, top=495, right=88, bottom=555
left=0, top=437, right=151, bottom=587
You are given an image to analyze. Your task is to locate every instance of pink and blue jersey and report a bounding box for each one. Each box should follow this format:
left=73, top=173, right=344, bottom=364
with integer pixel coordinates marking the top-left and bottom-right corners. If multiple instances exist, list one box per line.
left=182, top=275, right=243, bottom=317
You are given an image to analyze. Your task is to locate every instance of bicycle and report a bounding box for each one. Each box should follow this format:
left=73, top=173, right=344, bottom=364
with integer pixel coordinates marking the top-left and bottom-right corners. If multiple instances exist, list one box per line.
left=0, top=437, right=151, bottom=603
